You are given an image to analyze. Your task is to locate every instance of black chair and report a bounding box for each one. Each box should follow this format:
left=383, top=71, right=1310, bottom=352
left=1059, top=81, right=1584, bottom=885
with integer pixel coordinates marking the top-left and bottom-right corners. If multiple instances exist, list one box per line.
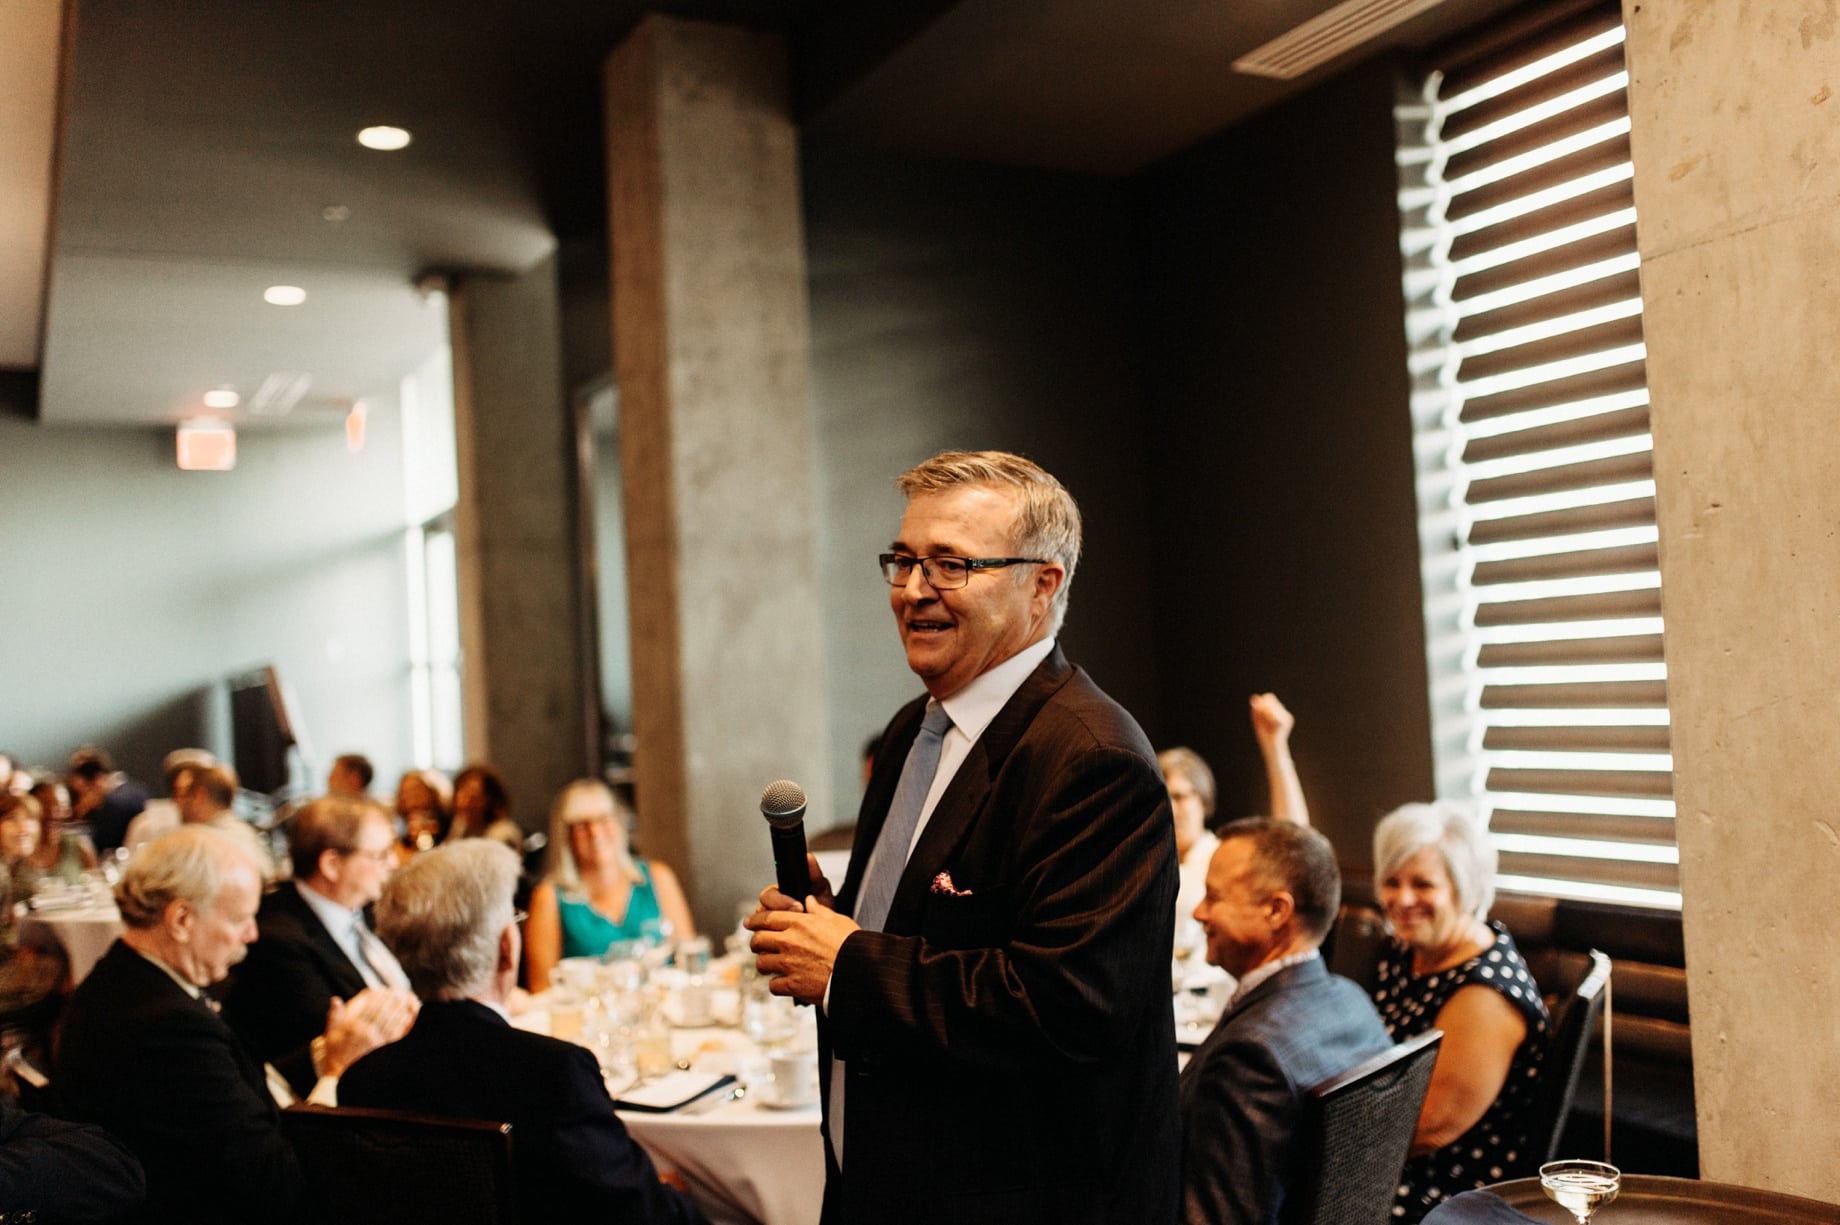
left=1524, top=948, right=1612, bottom=1171
left=1287, top=1029, right=1443, bottom=1225
left=1323, top=902, right=1390, bottom=994
left=281, top=1103, right=518, bottom=1225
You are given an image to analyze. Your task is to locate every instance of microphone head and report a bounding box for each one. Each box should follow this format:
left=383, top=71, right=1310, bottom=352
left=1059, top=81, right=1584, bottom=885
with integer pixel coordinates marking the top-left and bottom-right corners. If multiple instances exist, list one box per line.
left=759, top=779, right=808, bottom=830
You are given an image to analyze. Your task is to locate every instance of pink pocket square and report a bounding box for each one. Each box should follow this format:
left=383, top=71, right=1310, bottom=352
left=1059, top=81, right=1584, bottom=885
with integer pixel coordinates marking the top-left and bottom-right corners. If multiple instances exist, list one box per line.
left=930, top=871, right=973, bottom=897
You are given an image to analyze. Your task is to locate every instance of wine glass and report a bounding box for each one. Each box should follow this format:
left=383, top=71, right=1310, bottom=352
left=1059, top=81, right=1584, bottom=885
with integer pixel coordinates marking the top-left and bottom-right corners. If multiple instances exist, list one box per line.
left=1540, top=1159, right=1620, bottom=1223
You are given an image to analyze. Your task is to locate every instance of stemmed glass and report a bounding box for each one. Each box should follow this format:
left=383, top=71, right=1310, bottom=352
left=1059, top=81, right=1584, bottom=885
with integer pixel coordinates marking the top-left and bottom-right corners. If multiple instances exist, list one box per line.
left=1540, top=1160, right=1620, bottom=1223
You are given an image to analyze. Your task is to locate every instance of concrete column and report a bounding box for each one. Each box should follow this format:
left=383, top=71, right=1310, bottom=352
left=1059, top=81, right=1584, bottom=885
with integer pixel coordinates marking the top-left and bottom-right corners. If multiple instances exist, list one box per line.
left=604, top=17, right=830, bottom=932
left=450, top=254, right=591, bottom=832
left=1624, top=2, right=1840, bottom=1199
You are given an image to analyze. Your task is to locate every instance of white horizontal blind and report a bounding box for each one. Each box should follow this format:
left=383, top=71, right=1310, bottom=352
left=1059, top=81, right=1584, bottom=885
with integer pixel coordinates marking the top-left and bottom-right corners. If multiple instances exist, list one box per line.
left=1398, top=0, right=1677, bottom=908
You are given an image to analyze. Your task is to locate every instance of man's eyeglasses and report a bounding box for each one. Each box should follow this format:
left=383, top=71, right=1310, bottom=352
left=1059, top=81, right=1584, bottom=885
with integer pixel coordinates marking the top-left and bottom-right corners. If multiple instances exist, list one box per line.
left=878, top=553, right=1048, bottom=590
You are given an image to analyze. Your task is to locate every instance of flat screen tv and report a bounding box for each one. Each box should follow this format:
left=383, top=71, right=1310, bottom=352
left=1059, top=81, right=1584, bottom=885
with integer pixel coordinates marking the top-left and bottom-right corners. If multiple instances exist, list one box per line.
left=226, top=664, right=300, bottom=797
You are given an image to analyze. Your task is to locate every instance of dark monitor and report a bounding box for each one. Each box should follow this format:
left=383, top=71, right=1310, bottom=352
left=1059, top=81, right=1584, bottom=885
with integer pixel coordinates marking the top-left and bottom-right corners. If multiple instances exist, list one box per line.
left=227, top=664, right=299, bottom=796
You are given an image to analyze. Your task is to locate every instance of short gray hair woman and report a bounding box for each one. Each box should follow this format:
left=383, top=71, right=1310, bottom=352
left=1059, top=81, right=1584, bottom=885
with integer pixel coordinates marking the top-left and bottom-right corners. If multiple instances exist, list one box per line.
left=1368, top=801, right=1549, bottom=1224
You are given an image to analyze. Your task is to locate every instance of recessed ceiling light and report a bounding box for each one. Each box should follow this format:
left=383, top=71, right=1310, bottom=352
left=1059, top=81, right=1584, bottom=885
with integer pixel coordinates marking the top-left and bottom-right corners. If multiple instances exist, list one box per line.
left=264, top=285, right=307, bottom=306
left=202, top=387, right=240, bottom=409
left=321, top=204, right=350, bottom=223
left=356, top=125, right=412, bottom=151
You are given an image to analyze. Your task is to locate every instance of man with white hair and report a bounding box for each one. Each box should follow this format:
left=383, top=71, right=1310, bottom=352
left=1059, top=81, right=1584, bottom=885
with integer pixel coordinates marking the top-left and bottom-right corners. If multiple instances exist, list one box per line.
left=56, top=826, right=403, bottom=1225
left=340, top=840, right=703, bottom=1225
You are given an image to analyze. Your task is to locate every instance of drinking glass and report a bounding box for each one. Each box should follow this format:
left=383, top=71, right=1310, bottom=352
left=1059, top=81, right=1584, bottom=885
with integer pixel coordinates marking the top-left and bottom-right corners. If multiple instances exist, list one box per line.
left=1539, top=1159, right=1620, bottom=1223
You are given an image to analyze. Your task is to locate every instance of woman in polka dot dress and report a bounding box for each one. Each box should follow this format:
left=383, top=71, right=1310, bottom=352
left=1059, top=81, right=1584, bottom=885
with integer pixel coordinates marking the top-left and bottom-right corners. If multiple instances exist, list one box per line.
left=1370, top=802, right=1549, bottom=1224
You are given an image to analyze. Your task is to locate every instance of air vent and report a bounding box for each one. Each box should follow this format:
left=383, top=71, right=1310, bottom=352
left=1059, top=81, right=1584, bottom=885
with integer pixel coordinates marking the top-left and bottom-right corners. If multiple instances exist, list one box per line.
left=1234, top=0, right=1450, bottom=79
left=249, top=371, right=313, bottom=416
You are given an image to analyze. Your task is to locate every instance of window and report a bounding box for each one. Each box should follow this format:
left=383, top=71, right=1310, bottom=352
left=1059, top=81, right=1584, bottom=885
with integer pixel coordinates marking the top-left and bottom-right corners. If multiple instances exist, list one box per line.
left=1398, top=0, right=1677, bottom=907
left=401, top=342, right=465, bottom=769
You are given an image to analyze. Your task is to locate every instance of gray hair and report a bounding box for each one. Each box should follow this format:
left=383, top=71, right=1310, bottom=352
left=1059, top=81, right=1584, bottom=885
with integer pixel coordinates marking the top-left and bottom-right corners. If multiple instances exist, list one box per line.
left=1156, top=747, right=1217, bottom=817
left=373, top=840, right=519, bottom=1001
left=896, top=450, right=1082, bottom=635
left=116, top=825, right=255, bottom=929
left=1372, top=800, right=1496, bottom=919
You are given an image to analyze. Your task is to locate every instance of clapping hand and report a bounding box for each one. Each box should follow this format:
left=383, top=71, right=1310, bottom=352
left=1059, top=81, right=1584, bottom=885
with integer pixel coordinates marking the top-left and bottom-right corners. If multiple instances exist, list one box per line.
left=318, top=987, right=419, bottom=1077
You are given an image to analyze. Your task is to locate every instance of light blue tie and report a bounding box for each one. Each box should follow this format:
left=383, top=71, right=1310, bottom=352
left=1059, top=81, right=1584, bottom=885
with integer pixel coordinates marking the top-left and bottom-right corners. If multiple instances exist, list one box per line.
left=855, top=701, right=953, bottom=932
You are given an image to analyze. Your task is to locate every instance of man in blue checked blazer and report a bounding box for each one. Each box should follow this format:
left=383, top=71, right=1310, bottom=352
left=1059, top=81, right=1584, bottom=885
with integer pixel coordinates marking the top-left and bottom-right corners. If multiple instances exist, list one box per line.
left=1179, top=818, right=1394, bottom=1225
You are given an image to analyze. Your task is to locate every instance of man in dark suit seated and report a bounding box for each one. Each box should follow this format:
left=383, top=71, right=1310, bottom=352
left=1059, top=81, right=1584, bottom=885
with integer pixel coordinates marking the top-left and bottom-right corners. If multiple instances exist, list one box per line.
left=224, top=795, right=419, bottom=1098
left=0, top=1094, right=146, bottom=1222
left=340, top=840, right=703, bottom=1225
left=1180, top=818, right=1395, bottom=1225
left=56, top=825, right=402, bottom=1225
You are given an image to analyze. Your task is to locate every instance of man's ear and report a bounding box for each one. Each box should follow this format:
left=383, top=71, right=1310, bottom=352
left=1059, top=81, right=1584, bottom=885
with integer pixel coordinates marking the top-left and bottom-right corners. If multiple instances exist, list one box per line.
left=1266, top=890, right=1297, bottom=932
left=165, top=898, right=195, bottom=944
left=498, top=923, right=519, bottom=974
left=316, top=848, right=344, bottom=884
left=1032, top=562, right=1065, bottom=607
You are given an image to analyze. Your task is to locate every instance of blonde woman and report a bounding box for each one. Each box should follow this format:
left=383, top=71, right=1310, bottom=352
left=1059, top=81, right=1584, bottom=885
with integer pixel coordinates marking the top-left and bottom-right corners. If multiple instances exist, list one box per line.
left=523, top=779, right=695, bottom=993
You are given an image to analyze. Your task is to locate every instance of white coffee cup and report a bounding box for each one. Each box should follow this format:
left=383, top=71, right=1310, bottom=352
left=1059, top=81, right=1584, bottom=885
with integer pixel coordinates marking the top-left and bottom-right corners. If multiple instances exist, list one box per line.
left=766, top=1049, right=819, bottom=1107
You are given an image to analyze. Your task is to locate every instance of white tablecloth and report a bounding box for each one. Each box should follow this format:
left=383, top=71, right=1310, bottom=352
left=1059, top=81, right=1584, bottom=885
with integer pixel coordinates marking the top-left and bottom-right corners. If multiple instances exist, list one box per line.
left=514, top=997, right=825, bottom=1225
left=19, top=903, right=123, bottom=983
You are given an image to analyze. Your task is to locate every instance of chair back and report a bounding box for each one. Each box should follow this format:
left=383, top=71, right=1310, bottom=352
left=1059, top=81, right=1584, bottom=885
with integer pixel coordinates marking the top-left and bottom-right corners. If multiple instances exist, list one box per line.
left=282, top=1103, right=517, bottom=1225
left=1323, top=903, right=1390, bottom=994
left=1526, top=948, right=1611, bottom=1169
left=1286, top=1029, right=1443, bottom=1225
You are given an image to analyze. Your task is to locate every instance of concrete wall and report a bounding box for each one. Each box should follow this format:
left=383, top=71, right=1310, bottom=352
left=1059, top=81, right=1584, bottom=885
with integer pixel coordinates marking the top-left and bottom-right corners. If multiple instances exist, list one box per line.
left=1623, top=0, right=1840, bottom=1200
left=802, top=142, right=1163, bottom=828
left=0, top=409, right=415, bottom=792
left=1131, top=60, right=1436, bottom=862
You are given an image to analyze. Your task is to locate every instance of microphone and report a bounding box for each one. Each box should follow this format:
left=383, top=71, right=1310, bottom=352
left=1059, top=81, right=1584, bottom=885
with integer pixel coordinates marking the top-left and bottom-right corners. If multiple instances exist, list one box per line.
left=760, top=779, right=812, bottom=903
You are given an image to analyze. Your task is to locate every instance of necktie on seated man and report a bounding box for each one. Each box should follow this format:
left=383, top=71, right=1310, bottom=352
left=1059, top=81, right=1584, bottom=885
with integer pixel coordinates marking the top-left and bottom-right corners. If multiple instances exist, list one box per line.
left=854, top=700, right=953, bottom=933
left=355, top=918, right=411, bottom=993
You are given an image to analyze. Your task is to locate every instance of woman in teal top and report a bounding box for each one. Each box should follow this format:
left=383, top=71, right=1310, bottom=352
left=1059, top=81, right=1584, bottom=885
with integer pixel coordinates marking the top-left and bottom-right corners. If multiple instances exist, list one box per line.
left=524, top=779, right=696, bottom=993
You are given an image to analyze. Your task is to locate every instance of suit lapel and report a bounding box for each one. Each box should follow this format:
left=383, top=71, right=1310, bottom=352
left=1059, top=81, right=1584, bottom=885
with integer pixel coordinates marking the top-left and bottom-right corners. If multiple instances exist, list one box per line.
left=883, top=648, right=1076, bottom=930
left=279, top=882, right=370, bottom=997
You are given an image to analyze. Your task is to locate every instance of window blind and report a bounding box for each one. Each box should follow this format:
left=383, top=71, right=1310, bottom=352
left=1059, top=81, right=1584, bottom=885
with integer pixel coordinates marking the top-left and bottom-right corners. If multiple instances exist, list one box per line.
left=1398, top=0, right=1676, bottom=907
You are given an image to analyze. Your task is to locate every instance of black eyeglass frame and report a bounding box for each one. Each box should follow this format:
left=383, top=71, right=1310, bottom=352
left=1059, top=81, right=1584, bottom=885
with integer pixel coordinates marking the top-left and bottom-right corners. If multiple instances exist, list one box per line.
left=878, top=552, right=1050, bottom=590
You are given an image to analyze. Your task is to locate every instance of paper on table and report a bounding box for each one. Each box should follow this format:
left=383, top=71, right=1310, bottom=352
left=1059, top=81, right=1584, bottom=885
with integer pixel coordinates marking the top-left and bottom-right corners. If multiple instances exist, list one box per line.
left=614, top=1070, right=735, bottom=1113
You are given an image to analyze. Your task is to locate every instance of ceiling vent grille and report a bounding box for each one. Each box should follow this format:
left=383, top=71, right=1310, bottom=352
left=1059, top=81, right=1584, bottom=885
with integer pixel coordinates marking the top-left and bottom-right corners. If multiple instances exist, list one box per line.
left=249, top=371, right=313, bottom=416
left=1234, top=0, right=1451, bottom=79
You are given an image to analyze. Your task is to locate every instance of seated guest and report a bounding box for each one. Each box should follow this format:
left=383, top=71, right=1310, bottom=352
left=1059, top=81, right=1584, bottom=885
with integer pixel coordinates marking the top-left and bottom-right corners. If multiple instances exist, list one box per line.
left=177, top=762, right=277, bottom=881
left=26, top=776, right=93, bottom=874
left=0, top=1094, right=147, bottom=1222
left=1372, top=802, right=1550, bottom=1224
left=1162, top=693, right=1312, bottom=926
left=124, top=748, right=219, bottom=851
left=56, top=826, right=402, bottom=1225
left=1180, top=818, right=1393, bottom=1224
left=341, top=841, right=704, bottom=1225
left=392, top=768, right=452, bottom=863
left=223, top=796, right=419, bottom=1098
left=327, top=753, right=374, bottom=798
left=0, top=793, right=44, bottom=930
left=524, top=779, right=695, bottom=992
left=66, top=746, right=149, bottom=853
left=444, top=763, right=523, bottom=852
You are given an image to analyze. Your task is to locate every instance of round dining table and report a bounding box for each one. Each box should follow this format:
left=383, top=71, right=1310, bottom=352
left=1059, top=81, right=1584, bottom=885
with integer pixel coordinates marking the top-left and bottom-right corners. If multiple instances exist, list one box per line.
left=17, top=900, right=124, bottom=985
left=512, top=989, right=824, bottom=1225
left=1480, top=1173, right=1840, bottom=1222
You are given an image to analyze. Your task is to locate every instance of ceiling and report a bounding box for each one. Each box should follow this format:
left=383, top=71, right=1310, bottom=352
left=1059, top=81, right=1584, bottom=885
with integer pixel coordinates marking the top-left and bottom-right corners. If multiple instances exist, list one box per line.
left=1, top=0, right=1522, bottom=430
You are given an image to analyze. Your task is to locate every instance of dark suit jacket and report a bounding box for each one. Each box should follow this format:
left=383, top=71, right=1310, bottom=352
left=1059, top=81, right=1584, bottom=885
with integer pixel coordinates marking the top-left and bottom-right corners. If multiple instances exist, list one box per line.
left=86, top=780, right=149, bottom=853
left=1178, top=956, right=1394, bottom=1225
left=0, top=1095, right=147, bottom=1222
left=222, top=880, right=369, bottom=1097
left=823, top=646, right=1180, bottom=1225
left=339, top=998, right=702, bottom=1225
left=55, top=940, right=311, bottom=1225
